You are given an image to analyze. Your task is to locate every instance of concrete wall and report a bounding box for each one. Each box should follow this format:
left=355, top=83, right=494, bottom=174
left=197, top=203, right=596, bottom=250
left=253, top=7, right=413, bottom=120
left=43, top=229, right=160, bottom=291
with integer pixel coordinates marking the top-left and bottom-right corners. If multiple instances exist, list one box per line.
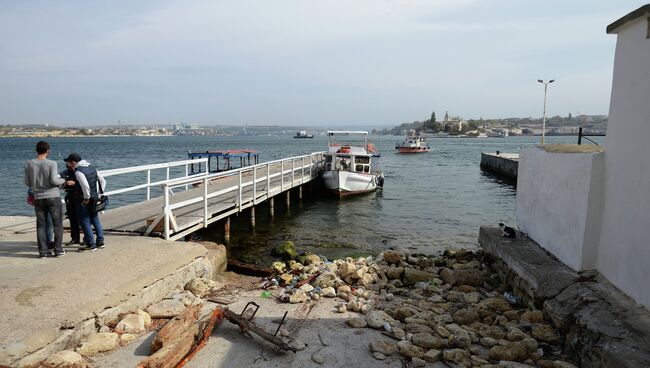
left=480, top=153, right=519, bottom=181
left=516, top=147, right=605, bottom=271
left=598, top=17, right=650, bottom=309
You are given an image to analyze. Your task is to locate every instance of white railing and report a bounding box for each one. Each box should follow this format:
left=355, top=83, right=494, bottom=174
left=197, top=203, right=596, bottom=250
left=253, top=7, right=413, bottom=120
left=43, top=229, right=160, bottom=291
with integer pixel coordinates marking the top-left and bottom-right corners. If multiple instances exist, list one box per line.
left=99, top=158, right=209, bottom=200
left=159, top=152, right=325, bottom=240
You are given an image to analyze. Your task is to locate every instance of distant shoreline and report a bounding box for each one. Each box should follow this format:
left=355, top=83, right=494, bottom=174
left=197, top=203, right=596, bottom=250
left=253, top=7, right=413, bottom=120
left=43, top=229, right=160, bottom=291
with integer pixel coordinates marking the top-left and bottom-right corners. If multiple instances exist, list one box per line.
left=1, top=134, right=177, bottom=138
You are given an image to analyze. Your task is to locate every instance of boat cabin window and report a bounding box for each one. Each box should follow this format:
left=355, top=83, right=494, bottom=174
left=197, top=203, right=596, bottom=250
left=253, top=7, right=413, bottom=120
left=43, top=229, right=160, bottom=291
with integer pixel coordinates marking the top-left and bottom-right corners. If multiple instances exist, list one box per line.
left=337, top=157, right=351, bottom=170
left=352, top=156, right=371, bottom=173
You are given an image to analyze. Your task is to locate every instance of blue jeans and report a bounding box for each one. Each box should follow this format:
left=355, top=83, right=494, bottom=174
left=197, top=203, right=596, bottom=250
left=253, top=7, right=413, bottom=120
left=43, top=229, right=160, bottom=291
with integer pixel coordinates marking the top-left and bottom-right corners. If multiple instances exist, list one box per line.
left=45, top=213, right=53, bottom=245
left=34, top=197, right=63, bottom=256
left=76, top=199, right=104, bottom=247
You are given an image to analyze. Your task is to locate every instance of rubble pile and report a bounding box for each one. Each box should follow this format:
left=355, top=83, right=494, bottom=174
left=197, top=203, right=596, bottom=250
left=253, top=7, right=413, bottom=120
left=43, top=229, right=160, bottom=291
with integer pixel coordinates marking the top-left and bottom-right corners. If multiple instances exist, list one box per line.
left=266, top=249, right=578, bottom=368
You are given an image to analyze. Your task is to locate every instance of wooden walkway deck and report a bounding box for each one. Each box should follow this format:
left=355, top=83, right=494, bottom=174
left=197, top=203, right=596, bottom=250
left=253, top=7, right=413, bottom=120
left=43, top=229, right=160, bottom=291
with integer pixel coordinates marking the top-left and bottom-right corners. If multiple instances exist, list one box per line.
left=100, top=154, right=323, bottom=240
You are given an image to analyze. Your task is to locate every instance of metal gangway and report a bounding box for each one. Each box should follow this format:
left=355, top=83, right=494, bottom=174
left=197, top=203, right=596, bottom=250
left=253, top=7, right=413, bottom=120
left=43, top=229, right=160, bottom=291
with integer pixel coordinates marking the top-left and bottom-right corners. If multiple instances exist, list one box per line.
left=97, top=152, right=325, bottom=241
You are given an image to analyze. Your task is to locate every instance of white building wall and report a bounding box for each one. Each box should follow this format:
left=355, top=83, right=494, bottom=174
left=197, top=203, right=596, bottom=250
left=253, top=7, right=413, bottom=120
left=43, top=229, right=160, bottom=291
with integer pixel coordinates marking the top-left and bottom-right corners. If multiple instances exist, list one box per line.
left=597, top=17, right=650, bottom=309
left=516, top=148, right=604, bottom=271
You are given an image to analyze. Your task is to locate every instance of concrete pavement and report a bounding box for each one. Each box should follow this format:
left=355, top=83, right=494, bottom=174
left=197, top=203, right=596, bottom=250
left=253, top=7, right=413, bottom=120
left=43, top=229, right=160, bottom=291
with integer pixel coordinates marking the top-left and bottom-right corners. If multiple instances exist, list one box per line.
left=0, top=216, right=209, bottom=366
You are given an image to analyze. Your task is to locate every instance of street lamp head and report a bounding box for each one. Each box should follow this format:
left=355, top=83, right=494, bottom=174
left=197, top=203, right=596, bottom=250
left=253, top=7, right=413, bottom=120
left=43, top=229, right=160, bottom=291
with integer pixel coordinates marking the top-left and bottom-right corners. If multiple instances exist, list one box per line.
left=549, top=79, right=555, bottom=83
left=537, top=79, right=543, bottom=83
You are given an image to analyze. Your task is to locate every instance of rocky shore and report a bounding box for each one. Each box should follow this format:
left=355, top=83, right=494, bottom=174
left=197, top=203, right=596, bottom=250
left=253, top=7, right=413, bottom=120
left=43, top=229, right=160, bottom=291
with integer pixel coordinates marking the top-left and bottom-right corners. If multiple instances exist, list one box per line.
left=33, top=247, right=580, bottom=368
left=266, top=248, right=577, bottom=368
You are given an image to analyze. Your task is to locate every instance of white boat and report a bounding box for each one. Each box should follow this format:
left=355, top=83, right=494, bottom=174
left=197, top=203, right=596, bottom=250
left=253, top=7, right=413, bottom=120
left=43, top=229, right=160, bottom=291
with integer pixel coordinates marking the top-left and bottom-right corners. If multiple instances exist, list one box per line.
left=395, top=129, right=430, bottom=153
left=485, top=129, right=509, bottom=138
left=322, top=131, right=384, bottom=197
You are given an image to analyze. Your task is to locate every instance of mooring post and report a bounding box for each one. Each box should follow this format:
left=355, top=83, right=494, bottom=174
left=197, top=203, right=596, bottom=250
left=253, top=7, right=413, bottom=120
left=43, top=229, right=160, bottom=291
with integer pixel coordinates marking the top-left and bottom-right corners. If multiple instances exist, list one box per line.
left=299, top=185, right=303, bottom=199
left=224, top=217, right=231, bottom=242
left=250, top=206, right=256, bottom=227
left=269, top=197, right=275, bottom=217
left=286, top=190, right=291, bottom=207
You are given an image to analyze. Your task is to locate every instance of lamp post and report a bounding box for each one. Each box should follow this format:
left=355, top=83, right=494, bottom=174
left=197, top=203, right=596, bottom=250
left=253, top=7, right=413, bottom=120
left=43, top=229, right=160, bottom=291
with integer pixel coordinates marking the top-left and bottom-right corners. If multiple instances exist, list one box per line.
left=537, top=79, right=555, bottom=144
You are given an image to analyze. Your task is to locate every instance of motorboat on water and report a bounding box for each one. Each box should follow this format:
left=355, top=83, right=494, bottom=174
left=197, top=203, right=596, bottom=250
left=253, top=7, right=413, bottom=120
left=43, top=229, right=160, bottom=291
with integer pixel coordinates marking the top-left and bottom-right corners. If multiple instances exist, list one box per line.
left=321, top=131, right=384, bottom=197
left=294, top=130, right=314, bottom=138
left=395, top=129, right=431, bottom=153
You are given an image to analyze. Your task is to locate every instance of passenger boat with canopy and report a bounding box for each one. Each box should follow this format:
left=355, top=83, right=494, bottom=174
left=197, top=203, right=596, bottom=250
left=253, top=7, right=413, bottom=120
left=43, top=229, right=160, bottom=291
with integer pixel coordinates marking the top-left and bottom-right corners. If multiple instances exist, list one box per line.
left=188, top=150, right=260, bottom=174
left=321, top=131, right=384, bottom=197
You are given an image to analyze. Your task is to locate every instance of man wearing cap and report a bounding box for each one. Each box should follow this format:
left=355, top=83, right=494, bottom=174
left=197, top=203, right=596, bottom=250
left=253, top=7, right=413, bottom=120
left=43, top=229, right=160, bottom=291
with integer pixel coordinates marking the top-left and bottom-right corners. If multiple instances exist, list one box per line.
left=61, top=157, right=81, bottom=245
left=64, top=153, right=106, bottom=251
left=24, top=141, right=66, bottom=258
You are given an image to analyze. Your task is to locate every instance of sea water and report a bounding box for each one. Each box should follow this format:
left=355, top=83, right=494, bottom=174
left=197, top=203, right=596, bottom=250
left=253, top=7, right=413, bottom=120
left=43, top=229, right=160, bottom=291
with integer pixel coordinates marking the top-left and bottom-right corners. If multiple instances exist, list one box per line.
left=0, top=135, right=601, bottom=261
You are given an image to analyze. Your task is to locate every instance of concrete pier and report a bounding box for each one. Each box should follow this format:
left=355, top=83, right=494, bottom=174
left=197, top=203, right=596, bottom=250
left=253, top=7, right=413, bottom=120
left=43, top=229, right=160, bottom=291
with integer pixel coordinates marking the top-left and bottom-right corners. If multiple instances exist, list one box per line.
left=480, top=152, right=519, bottom=181
left=479, top=226, right=650, bottom=368
left=0, top=216, right=226, bottom=367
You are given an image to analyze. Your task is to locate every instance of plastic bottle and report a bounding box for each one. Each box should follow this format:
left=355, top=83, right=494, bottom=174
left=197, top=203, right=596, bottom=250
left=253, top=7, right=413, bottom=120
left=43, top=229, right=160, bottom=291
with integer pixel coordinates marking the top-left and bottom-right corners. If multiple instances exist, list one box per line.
left=503, top=291, right=520, bottom=305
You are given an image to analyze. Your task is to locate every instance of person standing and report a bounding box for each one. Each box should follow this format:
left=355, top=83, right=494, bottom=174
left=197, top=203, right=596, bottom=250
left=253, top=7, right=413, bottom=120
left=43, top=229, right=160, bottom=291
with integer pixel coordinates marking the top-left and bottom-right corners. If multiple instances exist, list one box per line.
left=61, top=160, right=81, bottom=245
left=24, top=141, right=65, bottom=258
left=64, top=154, right=106, bottom=251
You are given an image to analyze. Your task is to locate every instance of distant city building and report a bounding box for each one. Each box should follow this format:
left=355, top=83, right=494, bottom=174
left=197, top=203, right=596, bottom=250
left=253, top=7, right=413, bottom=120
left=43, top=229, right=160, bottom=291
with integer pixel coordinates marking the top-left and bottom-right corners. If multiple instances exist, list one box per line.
left=442, top=111, right=466, bottom=132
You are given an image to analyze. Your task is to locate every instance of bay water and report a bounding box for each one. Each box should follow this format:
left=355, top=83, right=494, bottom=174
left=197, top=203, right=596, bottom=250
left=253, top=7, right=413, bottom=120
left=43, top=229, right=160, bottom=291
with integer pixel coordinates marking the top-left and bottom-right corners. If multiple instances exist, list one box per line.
left=0, top=135, right=599, bottom=262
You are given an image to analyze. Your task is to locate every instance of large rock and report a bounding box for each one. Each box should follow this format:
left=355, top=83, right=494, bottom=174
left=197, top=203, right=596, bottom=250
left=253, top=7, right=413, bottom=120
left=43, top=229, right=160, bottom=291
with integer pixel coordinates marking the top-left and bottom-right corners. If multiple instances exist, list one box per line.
left=370, top=340, right=398, bottom=356
left=290, top=290, right=309, bottom=304
left=42, top=350, right=87, bottom=368
left=321, top=286, right=336, bottom=297
left=184, top=277, right=216, bottom=298
left=440, top=268, right=482, bottom=286
left=347, top=317, right=367, bottom=328
left=479, top=297, right=512, bottom=312
left=114, top=314, right=145, bottom=334
left=271, top=241, right=296, bottom=260
left=412, top=333, right=445, bottom=349
left=531, top=324, right=559, bottom=344
left=137, top=310, right=152, bottom=327
left=488, top=341, right=530, bottom=362
left=366, top=310, right=396, bottom=329
left=442, top=348, right=470, bottom=364
left=397, top=341, right=424, bottom=359
left=403, top=268, right=436, bottom=286
left=305, top=254, right=322, bottom=265
left=521, top=310, right=544, bottom=323
left=338, top=262, right=357, bottom=278
left=146, top=299, right=187, bottom=318
left=314, top=271, right=338, bottom=288
left=383, top=250, right=403, bottom=265
left=393, top=306, right=417, bottom=322
left=422, top=349, right=442, bottom=363
left=479, top=325, right=506, bottom=339
left=76, top=333, right=119, bottom=356
left=169, top=290, right=203, bottom=307
left=386, top=266, right=404, bottom=280
left=453, top=308, right=480, bottom=325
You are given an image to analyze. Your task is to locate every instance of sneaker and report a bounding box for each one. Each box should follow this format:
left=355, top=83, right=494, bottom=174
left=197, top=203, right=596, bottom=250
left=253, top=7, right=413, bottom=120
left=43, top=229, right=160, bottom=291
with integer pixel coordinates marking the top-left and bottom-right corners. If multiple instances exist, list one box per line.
left=65, top=240, right=81, bottom=246
left=54, top=251, right=66, bottom=258
left=78, top=246, right=97, bottom=252
left=39, top=254, right=49, bottom=259
left=97, top=242, right=105, bottom=249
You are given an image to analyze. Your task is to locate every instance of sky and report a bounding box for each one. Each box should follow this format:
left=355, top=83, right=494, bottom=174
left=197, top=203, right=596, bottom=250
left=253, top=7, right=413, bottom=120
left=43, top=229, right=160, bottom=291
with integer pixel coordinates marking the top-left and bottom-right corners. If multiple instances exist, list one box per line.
left=0, top=0, right=646, bottom=127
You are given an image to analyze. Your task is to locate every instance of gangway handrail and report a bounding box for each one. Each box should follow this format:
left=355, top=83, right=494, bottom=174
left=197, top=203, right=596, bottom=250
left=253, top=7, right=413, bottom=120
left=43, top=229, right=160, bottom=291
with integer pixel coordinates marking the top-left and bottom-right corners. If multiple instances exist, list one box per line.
left=100, top=158, right=207, bottom=177
left=162, top=152, right=325, bottom=188
left=159, top=152, right=325, bottom=240
left=99, top=158, right=208, bottom=200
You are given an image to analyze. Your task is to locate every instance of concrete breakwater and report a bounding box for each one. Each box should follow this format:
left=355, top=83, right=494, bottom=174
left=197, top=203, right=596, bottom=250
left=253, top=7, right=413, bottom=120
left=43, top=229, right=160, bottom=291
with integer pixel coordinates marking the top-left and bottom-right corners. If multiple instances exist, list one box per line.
left=480, top=153, right=519, bottom=182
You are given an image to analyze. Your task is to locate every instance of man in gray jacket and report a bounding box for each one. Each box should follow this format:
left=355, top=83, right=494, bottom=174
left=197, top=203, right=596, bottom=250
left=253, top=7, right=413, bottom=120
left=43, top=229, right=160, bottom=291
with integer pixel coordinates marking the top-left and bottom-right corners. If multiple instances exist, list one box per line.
left=24, top=141, right=65, bottom=258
